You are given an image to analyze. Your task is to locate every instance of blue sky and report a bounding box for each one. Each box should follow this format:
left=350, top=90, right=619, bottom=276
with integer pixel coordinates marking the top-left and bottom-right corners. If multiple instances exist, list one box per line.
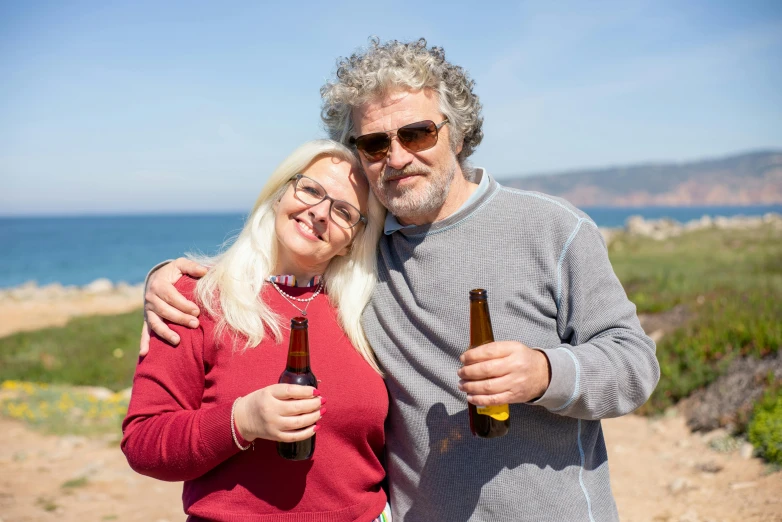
left=1, top=0, right=780, bottom=215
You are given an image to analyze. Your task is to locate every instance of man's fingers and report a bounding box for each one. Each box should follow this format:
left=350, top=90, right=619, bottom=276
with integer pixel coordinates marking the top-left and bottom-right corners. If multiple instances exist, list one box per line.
left=467, top=392, right=515, bottom=407
left=139, top=323, right=151, bottom=356
left=146, top=294, right=199, bottom=328
left=271, top=384, right=319, bottom=400
left=173, top=257, right=208, bottom=279
left=458, top=358, right=511, bottom=381
left=460, top=342, right=513, bottom=365
left=147, top=283, right=200, bottom=319
left=459, top=375, right=508, bottom=396
left=146, top=310, right=181, bottom=345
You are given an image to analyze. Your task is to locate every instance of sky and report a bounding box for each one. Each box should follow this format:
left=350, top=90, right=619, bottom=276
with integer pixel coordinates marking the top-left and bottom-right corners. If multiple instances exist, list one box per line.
left=1, top=0, right=781, bottom=215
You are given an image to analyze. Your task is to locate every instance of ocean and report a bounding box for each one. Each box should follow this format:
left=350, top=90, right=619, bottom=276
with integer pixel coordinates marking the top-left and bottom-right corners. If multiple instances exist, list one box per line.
left=1, top=205, right=780, bottom=289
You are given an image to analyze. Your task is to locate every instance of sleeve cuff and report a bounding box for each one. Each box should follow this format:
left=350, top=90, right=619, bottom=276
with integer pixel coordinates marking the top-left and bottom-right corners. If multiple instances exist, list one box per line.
left=144, top=260, right=174, bottom=292
left=197, top=402, right=243, bottom=458
left=142, top=260, right=174, bottom=321
left=531, top=346, right=579, bottom=411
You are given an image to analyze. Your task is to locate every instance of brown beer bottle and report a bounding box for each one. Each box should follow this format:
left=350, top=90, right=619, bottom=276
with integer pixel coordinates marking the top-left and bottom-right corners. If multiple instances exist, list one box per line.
left=467, top=289, right=510, bottom=438
left=277, top=317, right=318, bottom=460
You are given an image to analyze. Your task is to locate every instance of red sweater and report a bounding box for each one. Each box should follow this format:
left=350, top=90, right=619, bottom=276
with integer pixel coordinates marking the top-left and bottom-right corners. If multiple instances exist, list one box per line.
left=122, top=277, right=388, bottom=522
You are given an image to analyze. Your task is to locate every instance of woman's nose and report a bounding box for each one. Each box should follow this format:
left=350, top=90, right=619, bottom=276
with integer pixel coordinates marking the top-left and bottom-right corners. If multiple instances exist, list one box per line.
left=308, top=199, right=331, bottom=222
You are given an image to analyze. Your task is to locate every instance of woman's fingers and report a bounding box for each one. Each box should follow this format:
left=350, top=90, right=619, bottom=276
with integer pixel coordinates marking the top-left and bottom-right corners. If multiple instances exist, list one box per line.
left=279, top=397, right=323, bottom=416
left=276, top=424, right=319, bottom=443
left=270, top=384, right=319, bottom=400
left=239, top=385, right=324, bottom=443
left=278, top=409, right=323, bottom=433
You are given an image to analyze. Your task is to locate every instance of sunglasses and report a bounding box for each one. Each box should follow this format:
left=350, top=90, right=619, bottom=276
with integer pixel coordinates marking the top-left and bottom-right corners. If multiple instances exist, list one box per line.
left=349, top=119, right=449, bottom=162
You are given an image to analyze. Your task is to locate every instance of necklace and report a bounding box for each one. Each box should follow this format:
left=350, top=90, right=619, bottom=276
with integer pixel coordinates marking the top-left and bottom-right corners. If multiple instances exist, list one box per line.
left=270, top=279, right=323, bottom=316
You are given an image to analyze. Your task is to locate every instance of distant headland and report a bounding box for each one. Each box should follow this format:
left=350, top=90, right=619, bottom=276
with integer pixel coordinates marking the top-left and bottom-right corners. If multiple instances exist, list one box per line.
left=500, top=150, right=782, bottom=207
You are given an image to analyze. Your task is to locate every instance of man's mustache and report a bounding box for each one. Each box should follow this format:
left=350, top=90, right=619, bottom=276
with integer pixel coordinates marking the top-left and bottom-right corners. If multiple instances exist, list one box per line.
left=380, top=166, right=430, bottom=183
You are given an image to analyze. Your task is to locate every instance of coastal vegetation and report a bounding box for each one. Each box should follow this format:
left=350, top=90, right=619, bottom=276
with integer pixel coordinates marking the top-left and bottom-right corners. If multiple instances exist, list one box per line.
left=0, top=220, right=780, bottom=462
left=0, top=311, right=139, bottom=391
left=610, top=224, right=781, bottom=409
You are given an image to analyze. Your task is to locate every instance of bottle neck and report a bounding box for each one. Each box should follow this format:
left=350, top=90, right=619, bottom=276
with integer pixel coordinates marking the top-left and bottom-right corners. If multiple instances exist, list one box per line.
left=469, top=298, right=495, bottom=348
left=286, top=327, right=311, bottom=372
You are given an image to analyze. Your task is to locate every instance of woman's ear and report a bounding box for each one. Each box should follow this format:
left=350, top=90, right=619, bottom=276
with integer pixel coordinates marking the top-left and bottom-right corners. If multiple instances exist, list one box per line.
left=335, top=242, right=352, bottom=257
left=335, top=228, right=362, bottom=257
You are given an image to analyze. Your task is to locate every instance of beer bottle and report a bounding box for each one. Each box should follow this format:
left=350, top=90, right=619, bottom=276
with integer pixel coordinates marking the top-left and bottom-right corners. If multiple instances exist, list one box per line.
left=467, top=289, right=510, bottom=438
left=277, top=316, right=318, bottom=460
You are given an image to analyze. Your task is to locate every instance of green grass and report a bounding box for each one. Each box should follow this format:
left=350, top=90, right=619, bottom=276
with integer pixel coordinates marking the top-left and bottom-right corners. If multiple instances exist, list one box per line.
left=609, top=225, right=782, bottom=313
left=0, top=309, right=142, bottom=391
left=609, top=225, right=782, bottom=415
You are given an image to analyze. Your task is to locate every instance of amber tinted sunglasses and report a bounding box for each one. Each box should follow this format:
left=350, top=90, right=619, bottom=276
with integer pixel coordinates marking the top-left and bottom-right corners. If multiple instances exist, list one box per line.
left=349, top=119, right=449, bottom=162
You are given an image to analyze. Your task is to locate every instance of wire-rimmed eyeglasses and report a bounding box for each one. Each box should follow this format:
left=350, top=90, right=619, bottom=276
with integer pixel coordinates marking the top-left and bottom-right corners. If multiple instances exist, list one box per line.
left=289, top=174, right=367, bottom=229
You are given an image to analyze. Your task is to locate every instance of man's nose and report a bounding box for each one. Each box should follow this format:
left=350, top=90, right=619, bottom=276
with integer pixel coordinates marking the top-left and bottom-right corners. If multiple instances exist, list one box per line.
left=386, top=137, right=414, bottom=170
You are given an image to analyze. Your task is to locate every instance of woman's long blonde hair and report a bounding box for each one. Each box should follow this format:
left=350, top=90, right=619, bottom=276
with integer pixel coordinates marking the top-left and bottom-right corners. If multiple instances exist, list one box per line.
left=191, top=140, right=385, bottom=374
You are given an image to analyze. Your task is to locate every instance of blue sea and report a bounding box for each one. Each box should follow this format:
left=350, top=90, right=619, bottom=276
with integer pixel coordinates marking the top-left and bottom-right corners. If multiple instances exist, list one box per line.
left=1, top=205, right=780, bottom=289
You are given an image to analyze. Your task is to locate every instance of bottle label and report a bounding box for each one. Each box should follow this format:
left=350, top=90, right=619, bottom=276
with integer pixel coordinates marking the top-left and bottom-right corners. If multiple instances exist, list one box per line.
left=476, top=404, right=509, bottom=421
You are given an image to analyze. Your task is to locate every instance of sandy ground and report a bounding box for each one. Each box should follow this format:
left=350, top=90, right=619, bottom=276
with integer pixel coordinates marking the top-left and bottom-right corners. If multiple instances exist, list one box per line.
left=1, top=294, right=781, bottom=521
left=0, top=288, right=144, bottom=339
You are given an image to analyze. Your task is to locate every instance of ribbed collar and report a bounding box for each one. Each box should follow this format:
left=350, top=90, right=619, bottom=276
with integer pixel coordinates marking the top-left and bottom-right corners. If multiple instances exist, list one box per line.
left=265, top=274, right=322, bottom=287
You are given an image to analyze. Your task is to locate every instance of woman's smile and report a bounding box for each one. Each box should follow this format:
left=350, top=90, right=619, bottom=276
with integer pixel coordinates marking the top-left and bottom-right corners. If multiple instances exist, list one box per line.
left=294, top=217, right=324, bottom=241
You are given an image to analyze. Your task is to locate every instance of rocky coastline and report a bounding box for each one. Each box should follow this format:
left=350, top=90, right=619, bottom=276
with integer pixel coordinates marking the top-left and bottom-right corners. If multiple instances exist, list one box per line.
left=0, top=279, right=143, bottom=302
left=600, top=211, right=782, bottom=244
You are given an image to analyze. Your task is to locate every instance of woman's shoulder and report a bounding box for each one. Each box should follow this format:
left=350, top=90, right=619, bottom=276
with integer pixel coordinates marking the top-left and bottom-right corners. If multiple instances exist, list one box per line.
left=173, top=275, right=200, bottom=301
left=173, top=276, right=216, bottom=326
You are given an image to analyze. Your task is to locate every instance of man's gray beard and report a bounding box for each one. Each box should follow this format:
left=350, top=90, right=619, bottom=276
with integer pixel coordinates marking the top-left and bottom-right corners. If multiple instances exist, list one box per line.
left=374, top=162, right=456, bottom=223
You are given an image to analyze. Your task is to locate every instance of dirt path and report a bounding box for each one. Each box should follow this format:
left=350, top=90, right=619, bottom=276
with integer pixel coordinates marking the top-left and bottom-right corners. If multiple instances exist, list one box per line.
left=0, top=284, right=143, bottom=338
left=1, top=413, right=780, bottom=522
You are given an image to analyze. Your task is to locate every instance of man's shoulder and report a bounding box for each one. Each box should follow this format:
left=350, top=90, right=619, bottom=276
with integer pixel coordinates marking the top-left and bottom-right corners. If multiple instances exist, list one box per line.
left=490, top=182, right=594, bottom=226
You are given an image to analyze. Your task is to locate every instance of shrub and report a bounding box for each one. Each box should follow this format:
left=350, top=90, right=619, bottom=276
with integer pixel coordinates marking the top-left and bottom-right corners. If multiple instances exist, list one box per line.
left=748, top=387, right=782, bottom=465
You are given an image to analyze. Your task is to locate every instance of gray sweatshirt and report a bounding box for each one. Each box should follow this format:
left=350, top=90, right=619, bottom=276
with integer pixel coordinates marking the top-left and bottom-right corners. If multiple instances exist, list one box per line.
left=362, top=171, right=660, bottom=521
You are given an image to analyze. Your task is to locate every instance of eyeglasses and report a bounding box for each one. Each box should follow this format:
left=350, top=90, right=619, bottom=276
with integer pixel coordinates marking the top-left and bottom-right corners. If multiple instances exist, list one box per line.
left=289, top=174, right=367, bottom=229
left=349, top=119, right=449, bottom=162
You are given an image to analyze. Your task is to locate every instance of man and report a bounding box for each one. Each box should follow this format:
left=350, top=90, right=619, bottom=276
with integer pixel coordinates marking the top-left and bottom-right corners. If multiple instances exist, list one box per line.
left=143, top=38, right=659, bottom=521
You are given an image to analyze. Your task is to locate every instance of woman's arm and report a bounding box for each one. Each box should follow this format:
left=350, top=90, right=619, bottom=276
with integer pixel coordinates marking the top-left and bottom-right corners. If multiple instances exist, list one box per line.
left=122, top=305, right=241, bottom=482
left=124, top=279, right=324, bottom=481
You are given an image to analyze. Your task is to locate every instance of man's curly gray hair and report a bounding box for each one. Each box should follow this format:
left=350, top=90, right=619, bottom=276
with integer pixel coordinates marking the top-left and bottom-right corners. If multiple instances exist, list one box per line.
left=320, top=37, right=484, bottom=165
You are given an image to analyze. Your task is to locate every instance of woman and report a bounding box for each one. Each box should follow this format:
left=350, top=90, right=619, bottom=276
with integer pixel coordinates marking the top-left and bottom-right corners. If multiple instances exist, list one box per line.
left=122, top=140, right=390, bottom=521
